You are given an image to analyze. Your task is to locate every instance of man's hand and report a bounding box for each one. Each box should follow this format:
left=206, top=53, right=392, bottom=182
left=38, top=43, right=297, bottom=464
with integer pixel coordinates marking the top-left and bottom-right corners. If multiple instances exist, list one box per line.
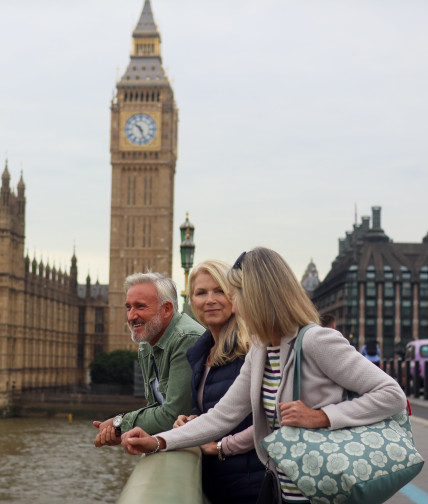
left=93, top=418, right=121, bottom=447
left=173, top=414, right=198, bottom=428
left=279, top=400, right=330, bottom=428
left=121, top=427, right=166, bottom=455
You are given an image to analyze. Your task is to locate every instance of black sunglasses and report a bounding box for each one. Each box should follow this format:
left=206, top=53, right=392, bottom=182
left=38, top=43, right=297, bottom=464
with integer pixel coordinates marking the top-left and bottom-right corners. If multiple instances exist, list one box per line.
left=232, top=251, right=247, bottom=270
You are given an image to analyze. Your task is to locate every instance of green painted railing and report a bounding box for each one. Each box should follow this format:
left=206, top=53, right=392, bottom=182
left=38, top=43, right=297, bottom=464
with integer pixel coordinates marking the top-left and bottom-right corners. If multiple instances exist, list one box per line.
left=117, top=447, right=210, bottom=504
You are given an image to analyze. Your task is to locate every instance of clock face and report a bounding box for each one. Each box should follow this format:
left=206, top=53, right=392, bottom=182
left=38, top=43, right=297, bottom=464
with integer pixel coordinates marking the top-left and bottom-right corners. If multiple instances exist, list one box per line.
left=125, top=113, right=157, bottom=145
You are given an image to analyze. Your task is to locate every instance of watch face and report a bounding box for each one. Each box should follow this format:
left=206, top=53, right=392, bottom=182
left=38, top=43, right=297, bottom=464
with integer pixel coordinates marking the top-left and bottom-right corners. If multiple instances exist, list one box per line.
left=125, top=113, right=157, bottom=145
left=113, top=415, right=123, bottom=428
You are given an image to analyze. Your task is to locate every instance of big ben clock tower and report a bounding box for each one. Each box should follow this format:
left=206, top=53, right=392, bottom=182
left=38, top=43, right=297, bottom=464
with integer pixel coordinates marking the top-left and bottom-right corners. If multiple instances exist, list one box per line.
left=108, top=0, right=178, bottom=351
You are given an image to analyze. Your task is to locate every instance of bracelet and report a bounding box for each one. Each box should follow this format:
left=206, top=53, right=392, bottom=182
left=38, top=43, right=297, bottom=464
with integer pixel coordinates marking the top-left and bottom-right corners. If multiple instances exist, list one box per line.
left=146, top=436, right=161, bottom=455
left=217, top=440, right=226, bottom=462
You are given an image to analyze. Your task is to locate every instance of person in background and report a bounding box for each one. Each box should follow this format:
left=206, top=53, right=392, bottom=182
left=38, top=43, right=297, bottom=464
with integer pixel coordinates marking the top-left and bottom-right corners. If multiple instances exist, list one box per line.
left=119, top=248, right=406, bottom=504
left=361, top=339, right=381, bottom=366
left=320, top=313, right=336, bottom=329
left=93, top=272, right=204, bottom=448
left=174, top=259, right=264, bottom=504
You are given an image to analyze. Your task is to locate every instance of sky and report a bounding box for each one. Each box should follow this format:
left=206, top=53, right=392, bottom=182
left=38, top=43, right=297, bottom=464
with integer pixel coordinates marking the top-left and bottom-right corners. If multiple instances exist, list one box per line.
left=1, top=0, right=427, bottom=295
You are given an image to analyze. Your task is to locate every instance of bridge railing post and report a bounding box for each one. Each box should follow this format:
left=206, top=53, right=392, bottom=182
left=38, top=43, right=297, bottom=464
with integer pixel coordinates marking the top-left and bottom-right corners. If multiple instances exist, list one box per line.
left=405, top=360, right=412, bottom=397
left=424, top=361, right=428, bottom=401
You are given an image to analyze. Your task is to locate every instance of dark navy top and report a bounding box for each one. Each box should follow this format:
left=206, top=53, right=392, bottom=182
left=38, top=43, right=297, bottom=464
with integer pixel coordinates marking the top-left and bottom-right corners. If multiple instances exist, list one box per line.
left=186, top=330, right=264, bottom=504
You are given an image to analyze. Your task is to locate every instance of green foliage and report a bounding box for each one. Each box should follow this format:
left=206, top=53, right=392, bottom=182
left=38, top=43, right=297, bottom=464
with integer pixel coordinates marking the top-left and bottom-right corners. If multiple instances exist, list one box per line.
left=89, top=350, right=138, bottom=385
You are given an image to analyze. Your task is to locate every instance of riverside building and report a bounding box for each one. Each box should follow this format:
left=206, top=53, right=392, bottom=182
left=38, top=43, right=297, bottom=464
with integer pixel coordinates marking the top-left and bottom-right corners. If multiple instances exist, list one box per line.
left=311, top=206, right=428, bottom=359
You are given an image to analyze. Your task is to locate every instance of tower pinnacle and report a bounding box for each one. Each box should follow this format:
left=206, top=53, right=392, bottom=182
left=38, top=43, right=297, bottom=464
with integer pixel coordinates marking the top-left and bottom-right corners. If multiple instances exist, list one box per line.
left=134, top=0, right=158, bottom=36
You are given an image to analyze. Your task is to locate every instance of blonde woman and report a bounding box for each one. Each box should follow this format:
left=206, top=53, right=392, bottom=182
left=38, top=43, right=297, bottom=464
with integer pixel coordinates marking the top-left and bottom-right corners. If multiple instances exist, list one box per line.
left=174, top=260, right=264, bottom=504
left=121, top=248, right=406, bottom=504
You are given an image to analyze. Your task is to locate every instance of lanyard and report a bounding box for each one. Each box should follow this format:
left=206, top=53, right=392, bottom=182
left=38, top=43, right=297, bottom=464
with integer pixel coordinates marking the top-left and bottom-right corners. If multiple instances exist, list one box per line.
left=151, top=354, right=160, bottom=382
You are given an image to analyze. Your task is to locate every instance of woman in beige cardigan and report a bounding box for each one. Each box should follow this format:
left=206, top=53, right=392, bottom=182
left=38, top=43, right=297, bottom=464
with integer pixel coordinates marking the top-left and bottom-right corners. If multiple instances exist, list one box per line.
left=119, top=248, right=407, bottom=503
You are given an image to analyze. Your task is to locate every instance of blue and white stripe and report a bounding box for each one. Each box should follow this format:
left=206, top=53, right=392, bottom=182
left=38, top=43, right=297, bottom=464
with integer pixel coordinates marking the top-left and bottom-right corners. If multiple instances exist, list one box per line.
left=263, top=346, right=309, bottom=503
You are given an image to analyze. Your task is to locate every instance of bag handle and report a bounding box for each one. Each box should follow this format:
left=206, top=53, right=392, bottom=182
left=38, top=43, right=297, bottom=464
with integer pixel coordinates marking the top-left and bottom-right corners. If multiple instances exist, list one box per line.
left=292, top=324, right=317, bottom=402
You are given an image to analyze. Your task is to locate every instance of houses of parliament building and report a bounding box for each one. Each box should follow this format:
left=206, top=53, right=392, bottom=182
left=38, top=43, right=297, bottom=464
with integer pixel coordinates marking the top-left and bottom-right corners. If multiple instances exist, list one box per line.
left=0, top=1, right=178, bottom=409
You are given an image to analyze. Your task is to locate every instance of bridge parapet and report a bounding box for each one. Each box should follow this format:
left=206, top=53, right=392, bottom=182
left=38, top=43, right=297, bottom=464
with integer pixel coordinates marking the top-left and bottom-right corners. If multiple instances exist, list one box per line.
left=118, top=446, right=210, bottom=504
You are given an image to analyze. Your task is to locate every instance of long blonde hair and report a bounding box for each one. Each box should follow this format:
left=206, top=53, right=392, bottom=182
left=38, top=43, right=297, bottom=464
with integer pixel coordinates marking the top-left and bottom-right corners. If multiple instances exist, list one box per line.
left=228, top=247, right=319, bottom=345
left=188, top=259, right=250, bottom=366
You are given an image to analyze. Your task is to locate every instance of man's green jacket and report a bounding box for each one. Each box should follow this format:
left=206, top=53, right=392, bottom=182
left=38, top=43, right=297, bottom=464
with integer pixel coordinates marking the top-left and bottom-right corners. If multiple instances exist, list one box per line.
left=121, top=312, right=204, bottom=434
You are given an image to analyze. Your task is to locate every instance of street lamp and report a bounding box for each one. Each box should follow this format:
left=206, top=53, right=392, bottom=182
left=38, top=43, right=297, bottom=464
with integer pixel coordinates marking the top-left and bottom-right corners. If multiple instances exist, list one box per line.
left=180, top=213, right=195, bottom=315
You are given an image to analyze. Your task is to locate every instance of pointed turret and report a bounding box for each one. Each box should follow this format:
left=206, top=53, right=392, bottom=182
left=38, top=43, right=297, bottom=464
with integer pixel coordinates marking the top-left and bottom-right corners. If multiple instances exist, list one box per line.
left=39, top=259, right=44, bottom=277
left=134, top=0, right=158, bottom=37
left=2, top=160, right=10, bottom=183
left=86, top=272, right=91, bottom=298
left=70, top=250, right=78, bottom=289
left=119, top=0, right=167, bottom=84
left=16, top=170, right=26, bottom=216
left=32, top=255, right=37, bottom=275
left=1, top=160, right=11, bottom=206
left=17, top=171, right=25, bottom=197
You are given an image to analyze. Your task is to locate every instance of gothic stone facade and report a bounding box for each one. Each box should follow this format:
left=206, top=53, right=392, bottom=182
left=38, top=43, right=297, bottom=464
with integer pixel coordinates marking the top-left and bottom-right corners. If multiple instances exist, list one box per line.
left=0, top=166, right=109, bottom=409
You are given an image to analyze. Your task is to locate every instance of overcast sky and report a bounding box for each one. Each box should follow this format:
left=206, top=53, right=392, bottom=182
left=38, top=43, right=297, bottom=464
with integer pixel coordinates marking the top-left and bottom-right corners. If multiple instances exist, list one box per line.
left=1, top=0, right=427, bottom=295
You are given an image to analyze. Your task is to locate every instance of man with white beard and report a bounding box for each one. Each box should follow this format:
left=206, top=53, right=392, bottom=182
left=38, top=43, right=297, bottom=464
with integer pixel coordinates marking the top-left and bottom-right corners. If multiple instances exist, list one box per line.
left=94, top=272, right=204, bottom=447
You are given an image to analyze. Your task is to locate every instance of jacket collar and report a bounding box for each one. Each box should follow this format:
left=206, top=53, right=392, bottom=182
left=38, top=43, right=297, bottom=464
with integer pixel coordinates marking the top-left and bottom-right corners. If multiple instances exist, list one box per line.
left=139, top=312, right=183, bottom=355
left=186, top=329, right=213, bottom=368
left=279, top=329, right=299, bottom=371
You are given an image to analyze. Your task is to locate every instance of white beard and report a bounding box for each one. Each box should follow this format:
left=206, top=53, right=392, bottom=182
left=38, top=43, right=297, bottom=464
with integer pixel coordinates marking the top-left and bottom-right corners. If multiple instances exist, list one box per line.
left=129, top=310, right=163, bottom=343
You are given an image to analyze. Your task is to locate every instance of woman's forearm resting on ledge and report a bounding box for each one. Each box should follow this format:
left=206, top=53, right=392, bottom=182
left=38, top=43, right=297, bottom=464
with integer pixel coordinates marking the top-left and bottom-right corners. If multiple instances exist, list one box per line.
left=121, top=427, right=167, bottom=455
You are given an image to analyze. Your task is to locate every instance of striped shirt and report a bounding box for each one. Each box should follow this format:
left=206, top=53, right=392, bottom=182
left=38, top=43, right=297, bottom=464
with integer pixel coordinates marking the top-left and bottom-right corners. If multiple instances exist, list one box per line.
left=263, top=346, right=309, bottom=504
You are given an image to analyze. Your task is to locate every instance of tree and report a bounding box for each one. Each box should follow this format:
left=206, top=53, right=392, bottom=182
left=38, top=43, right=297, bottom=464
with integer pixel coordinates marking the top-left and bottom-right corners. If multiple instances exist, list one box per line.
left=89, top=350, right=138, bottom=386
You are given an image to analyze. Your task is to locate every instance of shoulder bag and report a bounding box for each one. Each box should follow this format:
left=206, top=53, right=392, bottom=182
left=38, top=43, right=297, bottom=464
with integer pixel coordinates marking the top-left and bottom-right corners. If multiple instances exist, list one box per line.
left=261, top=325, right=424, bottom=504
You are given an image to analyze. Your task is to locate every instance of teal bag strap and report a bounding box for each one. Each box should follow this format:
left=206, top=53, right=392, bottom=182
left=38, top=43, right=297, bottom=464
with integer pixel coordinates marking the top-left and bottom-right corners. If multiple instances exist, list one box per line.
left=292, top=324, right=317, bottom=401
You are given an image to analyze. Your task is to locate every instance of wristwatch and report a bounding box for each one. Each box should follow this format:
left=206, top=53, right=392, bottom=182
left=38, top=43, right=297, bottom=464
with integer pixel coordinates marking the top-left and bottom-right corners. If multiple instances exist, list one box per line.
left=113, top=413, right=124, bottom=436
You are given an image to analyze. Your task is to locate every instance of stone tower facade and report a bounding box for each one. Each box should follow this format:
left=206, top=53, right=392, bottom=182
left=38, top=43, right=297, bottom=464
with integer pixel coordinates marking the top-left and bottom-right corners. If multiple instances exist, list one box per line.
left=108, top=0, right=178, bottom=351
left=0, top=163, right=26, bottom=401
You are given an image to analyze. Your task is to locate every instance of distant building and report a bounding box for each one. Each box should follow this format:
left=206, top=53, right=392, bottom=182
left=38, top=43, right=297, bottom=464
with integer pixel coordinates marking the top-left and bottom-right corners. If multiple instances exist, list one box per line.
left=311, top=206, right=428, bottom=358
left=301, top=259, right=320, bottom=296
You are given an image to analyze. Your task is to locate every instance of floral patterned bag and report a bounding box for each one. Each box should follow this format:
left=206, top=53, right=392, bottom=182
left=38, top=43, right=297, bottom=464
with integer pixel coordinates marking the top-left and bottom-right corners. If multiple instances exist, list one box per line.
left=261, top=326, right=424, bottom=504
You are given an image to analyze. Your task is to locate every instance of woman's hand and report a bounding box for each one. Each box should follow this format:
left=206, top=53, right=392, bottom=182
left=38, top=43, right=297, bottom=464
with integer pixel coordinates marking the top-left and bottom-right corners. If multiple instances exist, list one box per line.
left=173, top=414, right=198, bottom=428
left=121, top=427, right=166, bottom=455
left=279, top=400, right=330, bottom=428
left=200, top=441, right=217, bottom=456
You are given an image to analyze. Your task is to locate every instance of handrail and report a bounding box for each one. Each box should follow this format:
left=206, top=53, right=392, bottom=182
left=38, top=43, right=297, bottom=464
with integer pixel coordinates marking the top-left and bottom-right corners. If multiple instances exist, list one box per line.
left=117, top=447, right=210, bottom=504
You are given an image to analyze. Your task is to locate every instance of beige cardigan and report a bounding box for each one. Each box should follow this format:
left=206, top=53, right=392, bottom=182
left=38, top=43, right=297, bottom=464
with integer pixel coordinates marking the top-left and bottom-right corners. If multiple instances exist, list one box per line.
left=159, top=325, right=407, bottom=469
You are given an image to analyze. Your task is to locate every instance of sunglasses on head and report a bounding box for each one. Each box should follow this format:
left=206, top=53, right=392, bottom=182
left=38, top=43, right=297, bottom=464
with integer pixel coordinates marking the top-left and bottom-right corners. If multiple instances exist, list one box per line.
left=232, top=251, right=246, bottom=270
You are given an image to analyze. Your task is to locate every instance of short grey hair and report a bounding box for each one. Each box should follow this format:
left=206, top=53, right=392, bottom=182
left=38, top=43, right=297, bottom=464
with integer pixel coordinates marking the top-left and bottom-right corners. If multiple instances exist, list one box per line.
left=124, top=272, right=178, bottom=313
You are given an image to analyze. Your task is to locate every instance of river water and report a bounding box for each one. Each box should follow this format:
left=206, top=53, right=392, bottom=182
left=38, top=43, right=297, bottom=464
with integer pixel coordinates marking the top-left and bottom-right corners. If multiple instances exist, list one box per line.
left=0, top=417, right=139, bottom=504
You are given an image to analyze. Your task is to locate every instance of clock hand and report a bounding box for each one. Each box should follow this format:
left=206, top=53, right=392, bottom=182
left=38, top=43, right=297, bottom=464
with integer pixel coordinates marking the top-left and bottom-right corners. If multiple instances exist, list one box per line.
left=135, top=124, right=143, bottom=135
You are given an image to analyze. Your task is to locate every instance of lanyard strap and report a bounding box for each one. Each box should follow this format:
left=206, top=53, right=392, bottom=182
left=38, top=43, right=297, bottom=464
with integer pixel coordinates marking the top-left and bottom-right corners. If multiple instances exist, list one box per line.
left=151, top=354, right=160, bottom=382
left=292, top=323, right=317, bottom=401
